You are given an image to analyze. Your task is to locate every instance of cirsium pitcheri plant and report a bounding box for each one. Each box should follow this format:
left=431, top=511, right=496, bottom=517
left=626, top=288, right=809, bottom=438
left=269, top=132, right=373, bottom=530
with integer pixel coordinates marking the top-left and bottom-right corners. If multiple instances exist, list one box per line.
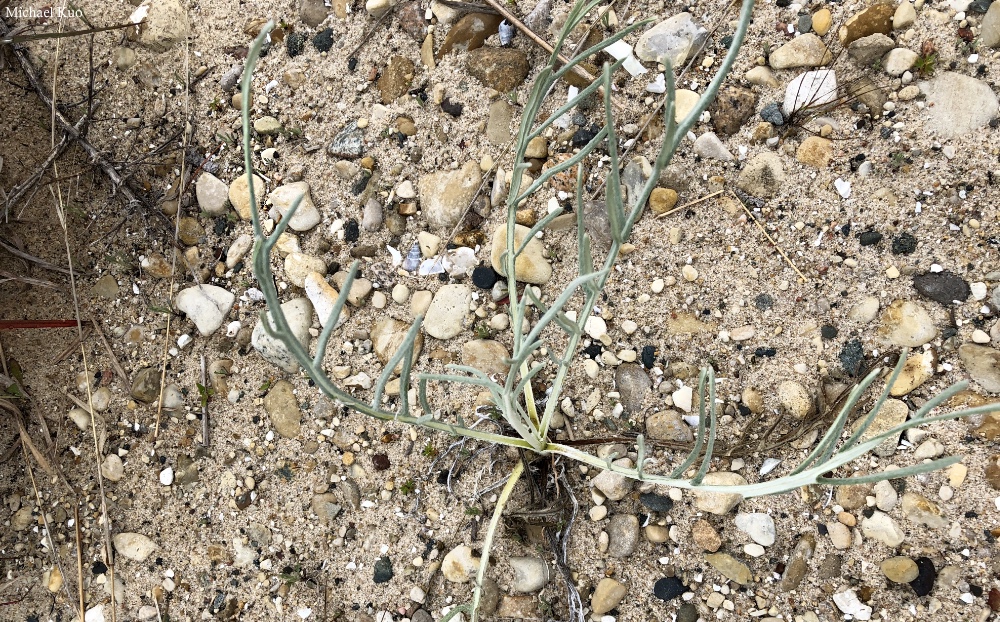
left=239, top=1, right=993, bottom=618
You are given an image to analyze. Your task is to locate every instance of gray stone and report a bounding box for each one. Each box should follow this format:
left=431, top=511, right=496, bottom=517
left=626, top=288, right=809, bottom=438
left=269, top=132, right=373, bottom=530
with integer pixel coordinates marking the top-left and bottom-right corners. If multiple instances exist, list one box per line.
left=263, top=380, right=302, bottom=438
left=92, top=275, right=119, bottom=299
left=130, top=367, right=161, bottom=404
left=591, top=458, right=635, bottom=501
left=310, top=493, right=342, bottom=523
left=607, top=514, right=640, bottom=557
left=423, top=284, right=472, bottom=339
left=958, top=344, right=1000, bottom=393
left=252, top=298, right=313, bottom=373
left=778, top=534, right=815, bottom=591
left=693, top=132, right=733, bottom=161
left=465, top=47, right=529, bottom=92
left=847, top=33, right=895, bottom=65
left=362, top=198, right=382, bottom=231
left=419, top=162, right=482, bottom=231
left=615, top=364, right=651, bottom=413
left=174, top=285, right=235, bottom=336
left=487, top=100, right=513, bottom=146
left=635, top=13, right=702, bottom=66
left=919, top=72, right=999, bottom=139
left=196, top=173, right=230, bottom=216
left=509, top=557, right=550, bottom=593
left=327, top=122, right=365, bottom=159
left=982, top=0, right=1000, bottom=48
left=300, top=0, right=330, bottom=27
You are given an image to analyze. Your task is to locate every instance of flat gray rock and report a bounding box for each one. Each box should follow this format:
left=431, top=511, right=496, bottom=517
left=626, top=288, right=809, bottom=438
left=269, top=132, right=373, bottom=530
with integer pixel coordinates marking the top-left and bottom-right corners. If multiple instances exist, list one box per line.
left=252, top=297, right=313, bottom=372
left=919, top=72, right=999, bottom=139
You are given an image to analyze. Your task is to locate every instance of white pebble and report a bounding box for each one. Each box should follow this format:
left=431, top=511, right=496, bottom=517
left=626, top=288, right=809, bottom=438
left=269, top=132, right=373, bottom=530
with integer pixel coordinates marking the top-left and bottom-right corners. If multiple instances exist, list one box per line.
left=972, top=329, right=990, bottom=344
left=939, top=485, right=953, bottom=501
left=681, top=265, right=698, bottom=282
left=160, top=467, right=174, bottom=486
left=651, top=278, right=665, bottom=293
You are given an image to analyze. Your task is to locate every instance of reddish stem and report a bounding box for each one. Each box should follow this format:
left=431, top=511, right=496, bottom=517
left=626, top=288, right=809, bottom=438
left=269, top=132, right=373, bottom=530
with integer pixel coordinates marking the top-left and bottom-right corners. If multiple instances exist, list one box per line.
left=0, top=319, right=81, bottom=330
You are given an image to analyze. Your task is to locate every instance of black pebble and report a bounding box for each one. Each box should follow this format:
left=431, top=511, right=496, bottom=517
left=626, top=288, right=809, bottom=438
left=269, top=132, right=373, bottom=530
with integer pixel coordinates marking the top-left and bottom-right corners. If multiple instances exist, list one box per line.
left=351, top=172, right=371, bottom=195
left=313, top=28, right=334, bottom=52
left=582, top=343, right=603, bottom=359
left=639, top=492, right=673, bottom=513
left=641, top=345, right=656, bottom=369
left=92, top=561, right=108, bottom=575
left=909, top=557, right=936, bottom=596
left=286, top=33, right=306, bottom=58
left=817, top=523, right=829, bottom=535
left=754, top=347, right=777, bottom=357
left=347, top=57, right=358, bottom=72
left=571, top=125, right=600, bottom=148
left=344, top=218, right=360, bottom=242
left=858, top=230, right=882, bottom=246
left=372, top=453, right=391, bottom=470
left=820, top=325, right=838, bottom=339
left=839, top=338, right=864, bottom=377
left=472, top=265, right=499, bottom=289
left=891, top=233, right=917, bottom=255
left=653, top=577, right=687, bottom=601
left=754, top=293, right=774, bottom=310
left=913, top=271, right=971, bottom=305
left=441, top=98, right=463, bottom=117
left=373, top=556, right=394, bottom=584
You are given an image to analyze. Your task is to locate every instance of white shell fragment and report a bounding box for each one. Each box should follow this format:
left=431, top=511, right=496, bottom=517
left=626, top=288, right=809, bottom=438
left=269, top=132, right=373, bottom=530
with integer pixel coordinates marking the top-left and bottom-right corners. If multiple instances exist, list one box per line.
left=605, top=39, right=648, bottom=76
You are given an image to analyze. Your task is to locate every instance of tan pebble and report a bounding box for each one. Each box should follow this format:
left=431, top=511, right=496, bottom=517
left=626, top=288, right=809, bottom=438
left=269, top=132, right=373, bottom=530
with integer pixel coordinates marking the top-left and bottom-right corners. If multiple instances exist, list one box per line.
left=342, top=452, right=355, bottom=466
left=649, top=188, right=679, bottom=215
left=812, top=8, right=832, bottom=35
left=886, top=266, right=900, bottom=279
left=681, top=265, right=698, bottom=282
left=645, top=525, right=670, bottom=543
left=947, top=463, right=967, bottom=487
left=838, top=511, right=857, bottom=527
